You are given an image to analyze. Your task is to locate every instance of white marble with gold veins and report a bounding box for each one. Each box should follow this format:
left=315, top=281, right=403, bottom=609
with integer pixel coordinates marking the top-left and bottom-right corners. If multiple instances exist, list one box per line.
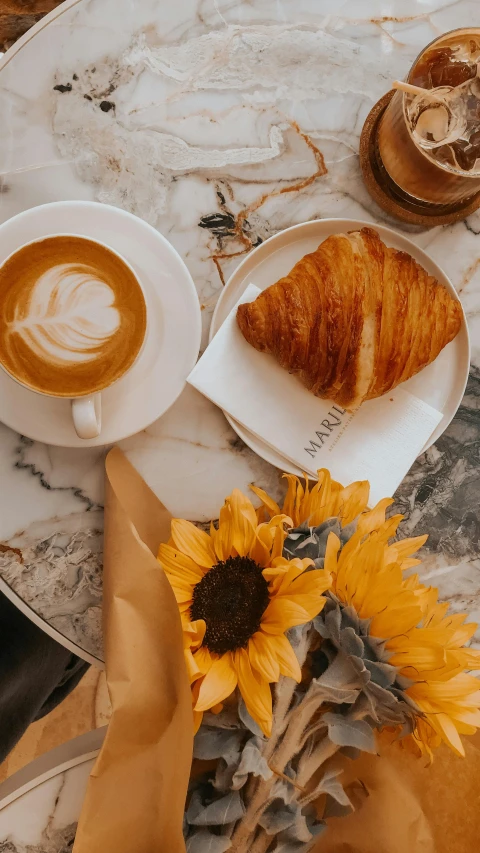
left=0, top=0, right=478, bottom=666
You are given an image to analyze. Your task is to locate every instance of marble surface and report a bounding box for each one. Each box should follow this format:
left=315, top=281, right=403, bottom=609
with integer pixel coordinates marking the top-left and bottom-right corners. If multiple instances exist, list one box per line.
left=0, top=729, right=105, bottom=853
left=0, top=763, right=85, bottom=852
left=0, top=0, right=479, bottom=663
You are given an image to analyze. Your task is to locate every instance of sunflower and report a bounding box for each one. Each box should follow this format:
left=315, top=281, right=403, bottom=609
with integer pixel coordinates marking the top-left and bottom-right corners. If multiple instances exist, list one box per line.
left=158, top=489, right=330, bottom=736
left=395, top=577, right=480, bottom=758
left=251, top=468, right=371, bottom=529
left=258, top=469, right=480, bottom=758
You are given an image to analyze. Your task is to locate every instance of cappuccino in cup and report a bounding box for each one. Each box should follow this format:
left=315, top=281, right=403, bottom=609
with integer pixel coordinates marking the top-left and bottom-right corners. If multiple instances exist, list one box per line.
left=0, top=235, right=147, bottom=398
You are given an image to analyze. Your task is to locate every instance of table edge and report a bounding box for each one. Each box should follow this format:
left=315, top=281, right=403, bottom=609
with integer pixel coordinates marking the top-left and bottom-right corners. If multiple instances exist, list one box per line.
left=0, top=727, right=106, bottom=809
left=0, top=577, right=104, bottom=667
left=0, top=0, right=84, bottom=72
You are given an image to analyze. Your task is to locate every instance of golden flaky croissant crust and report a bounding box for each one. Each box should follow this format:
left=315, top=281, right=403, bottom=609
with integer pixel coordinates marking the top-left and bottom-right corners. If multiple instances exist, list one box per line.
left=236, top=227, right=462, bottom=410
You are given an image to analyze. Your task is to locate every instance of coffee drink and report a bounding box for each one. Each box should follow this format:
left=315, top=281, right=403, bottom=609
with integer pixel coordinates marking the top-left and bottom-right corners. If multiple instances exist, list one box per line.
left=0, top=236, right=147, bottom=397
left=375, top=29, right=480, bottom=206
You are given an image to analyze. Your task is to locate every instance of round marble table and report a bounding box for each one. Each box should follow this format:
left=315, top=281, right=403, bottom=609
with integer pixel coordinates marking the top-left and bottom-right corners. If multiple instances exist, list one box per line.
left=0, top=0, right=479, bottom=668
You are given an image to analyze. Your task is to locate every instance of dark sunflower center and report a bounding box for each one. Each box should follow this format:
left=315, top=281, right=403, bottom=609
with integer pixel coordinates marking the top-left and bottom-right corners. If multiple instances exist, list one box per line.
left=190, top=555, right=270, bottom=655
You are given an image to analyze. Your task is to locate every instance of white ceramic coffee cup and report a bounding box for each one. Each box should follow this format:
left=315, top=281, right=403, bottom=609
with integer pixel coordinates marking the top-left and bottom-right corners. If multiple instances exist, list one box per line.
left=0, top=234, right=147, bottom=440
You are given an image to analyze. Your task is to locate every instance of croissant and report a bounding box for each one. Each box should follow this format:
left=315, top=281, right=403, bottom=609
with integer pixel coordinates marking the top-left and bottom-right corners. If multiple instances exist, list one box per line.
left=236, top=227, right=462, bottom=410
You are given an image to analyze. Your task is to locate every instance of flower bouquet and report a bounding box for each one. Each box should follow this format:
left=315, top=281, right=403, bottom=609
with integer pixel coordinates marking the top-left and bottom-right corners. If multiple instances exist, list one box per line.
left=162, top=471, right=480, bottom=853
left=73, top=450, right=480, bottom=853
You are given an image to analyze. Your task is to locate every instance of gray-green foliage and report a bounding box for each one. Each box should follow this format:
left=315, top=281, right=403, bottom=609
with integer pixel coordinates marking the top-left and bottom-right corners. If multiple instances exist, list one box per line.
left=183, top=522, right=418, bottom=853
left=283, top=520, right=356, bottom=568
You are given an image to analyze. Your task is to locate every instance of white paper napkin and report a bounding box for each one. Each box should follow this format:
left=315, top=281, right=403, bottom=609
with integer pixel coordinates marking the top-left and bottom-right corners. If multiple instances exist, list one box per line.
left=188, top=285, right=443, bottom=506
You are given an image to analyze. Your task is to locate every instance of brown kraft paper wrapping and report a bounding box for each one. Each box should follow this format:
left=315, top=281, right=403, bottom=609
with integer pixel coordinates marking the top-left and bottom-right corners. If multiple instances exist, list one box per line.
left=313, top=732, right=480, bottom=853
left=73, top=447, right=192, bottom=853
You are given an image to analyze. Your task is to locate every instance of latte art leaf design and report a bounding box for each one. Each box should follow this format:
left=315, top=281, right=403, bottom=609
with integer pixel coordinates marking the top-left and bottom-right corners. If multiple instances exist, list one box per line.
left=9, top=263, right=121, bottom=366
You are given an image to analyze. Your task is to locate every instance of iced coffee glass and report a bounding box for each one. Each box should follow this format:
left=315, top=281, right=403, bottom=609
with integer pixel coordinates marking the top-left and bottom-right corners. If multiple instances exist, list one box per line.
left=376, top=29, right=480, bottom=209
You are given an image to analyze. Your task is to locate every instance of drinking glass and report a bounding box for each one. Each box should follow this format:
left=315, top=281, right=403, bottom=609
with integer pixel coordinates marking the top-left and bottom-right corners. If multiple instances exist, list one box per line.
left=374, top=29, right=480, bottom=210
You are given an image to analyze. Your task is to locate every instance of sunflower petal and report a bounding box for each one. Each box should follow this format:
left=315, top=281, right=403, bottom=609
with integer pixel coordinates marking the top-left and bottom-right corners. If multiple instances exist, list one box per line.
left=158, top=544, right=204, bottom=584
left=249, top=533, right=270, bottom=568
left=261, top=598, right=312, bottom=634
left=165, top=573, right=195, bottom=594
left=387, top=535, right=428, bottom=567
left=282, top=474, right=305, bottom=526
left=267, top=633, right=302, bottom=681
left=251, top=516, right=290, bottom=567
left=248, top=632, right=280, bottom=683
left=193, top=646, right=215, bottom=675
left=228, top=489, right=258, bottom=556
left=400, top=558, right=423, bottom=570
left=449, top=708, right=480, bottom=727
left=167, top=580, right=193, bottom=606
left=185, top=649, right=203, bottom=684
left=339, top=480, right=370, bottom=525
left=324, top=532, right=341, bottom=577
left=370, top=601, right=422, bottom=638
left=214, top=503, right=234, bottom=561
left=249, top=484, right=281, bottom=518
left=374, top=514, right=403, bottom=543
left=171, top=519, right=216, bottom=568
left=306, top=470, right=330, bottom=526
left=271, top=558, right=317, bottom=595
left=284, top=593, right=326, bottom=620
left=388, top=645, right=446, bottom=673
left=184, top=619, right=206, bottom=651
left=435, top=713, right=466, bottom=757
left=356, top=498, right=394, bottom=537
left=282, top=568, right=330, bottom=597
left=195, top=653, right=238, bottom=711
left=235, top=648, right=273, bottom=737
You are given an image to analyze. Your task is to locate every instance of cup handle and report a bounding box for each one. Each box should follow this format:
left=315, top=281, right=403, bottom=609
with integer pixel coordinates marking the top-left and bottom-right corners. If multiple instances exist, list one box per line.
left=71, top=394, right=101, bottom=439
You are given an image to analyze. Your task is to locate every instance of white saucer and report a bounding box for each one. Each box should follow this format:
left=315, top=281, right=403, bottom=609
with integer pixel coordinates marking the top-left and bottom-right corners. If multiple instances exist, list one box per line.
left=210, top=219, right=470, bottom=477
left=0, top=201, right=201, bottom=447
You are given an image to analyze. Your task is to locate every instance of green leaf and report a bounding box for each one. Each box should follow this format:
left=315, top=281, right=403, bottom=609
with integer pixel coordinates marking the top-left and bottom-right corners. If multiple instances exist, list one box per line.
left=280, top=812, right=313, bottom=844
left=274, top=807, right=326, bottom=850
left=318, top=772, right=352, bottom=806
left=271, top=774, right=297, bottom=806
left=338, top=626, right=364, bottom=658
left=193, top=727, right=243, bottom=762
left=312, top=649, right=367, bottom=700
left=259, top=802, right=297, bottom=834
left=323, top=712, right=377, bottom=753
left=340, top=520, right=358, bottom=543
left=186, top=831, right=232, bottom=852
left=232, top=736, right=272, bottom=789
left=187, top=790, right=245, bottom=826
left=364, top=659, right=397, bottom=688
left=202, top=705, right=242, bottom=730
left=310, top=680, right=359, bottom=705
left=238, top=699, right=264, bottom=737
left=283, top=520, right=341, bottom=563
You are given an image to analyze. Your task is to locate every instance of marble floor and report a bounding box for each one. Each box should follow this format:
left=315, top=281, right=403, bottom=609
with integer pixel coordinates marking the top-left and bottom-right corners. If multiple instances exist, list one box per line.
left=0, top=667, right=110, bottom=784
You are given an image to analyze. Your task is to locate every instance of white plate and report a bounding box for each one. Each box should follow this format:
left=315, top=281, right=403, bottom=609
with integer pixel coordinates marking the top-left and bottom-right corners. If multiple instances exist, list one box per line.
left=210, top=219, right=470, bottom=477
left=0, top=201, right=201, bottom=447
